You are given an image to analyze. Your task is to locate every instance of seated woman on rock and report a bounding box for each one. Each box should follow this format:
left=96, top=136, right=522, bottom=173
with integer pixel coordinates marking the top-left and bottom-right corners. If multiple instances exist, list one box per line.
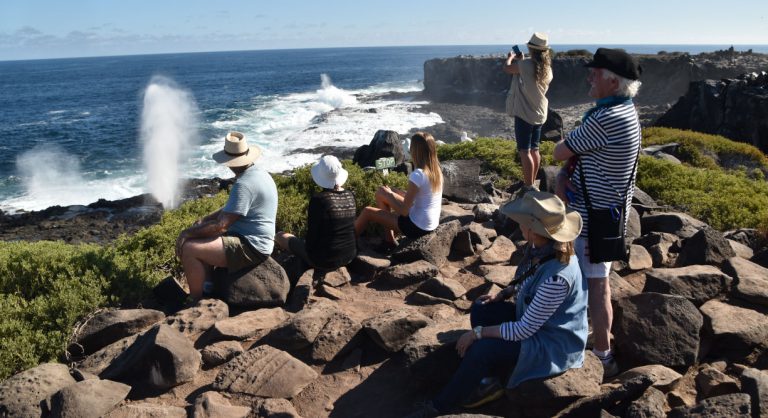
left=354, top=132, right=443, bottom=245
left=406, top=191, right=587, bottom=417
left=275, top=155, right=357, bottom=271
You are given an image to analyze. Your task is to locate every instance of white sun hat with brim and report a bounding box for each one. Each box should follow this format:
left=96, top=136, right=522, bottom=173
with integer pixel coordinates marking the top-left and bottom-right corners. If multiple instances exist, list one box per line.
left=527, top=32, right=549, bottom=51
left=500, top=191, right=582, bottom=243
left=212, top=131, right=262, bottom=167
left=311, top=155, right=349, bottom=189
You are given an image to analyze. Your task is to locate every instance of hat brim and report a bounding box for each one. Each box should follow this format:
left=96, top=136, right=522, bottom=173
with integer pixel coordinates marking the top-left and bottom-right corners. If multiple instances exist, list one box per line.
left=500, top=200, right=583, bottom=242
left=212, top=145, right=262, bottom=167
left=527, top=43, right=549, bottom=51
left=311, top=163, right=349, bottom=189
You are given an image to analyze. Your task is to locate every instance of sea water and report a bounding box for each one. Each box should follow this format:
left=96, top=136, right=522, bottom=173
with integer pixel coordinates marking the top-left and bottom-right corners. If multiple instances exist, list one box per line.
left=1, top=44, right=766, bottom=213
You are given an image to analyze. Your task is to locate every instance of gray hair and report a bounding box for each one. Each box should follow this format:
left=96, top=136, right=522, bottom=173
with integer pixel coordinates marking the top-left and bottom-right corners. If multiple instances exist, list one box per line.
left=601, top=69, right=642, bottom=98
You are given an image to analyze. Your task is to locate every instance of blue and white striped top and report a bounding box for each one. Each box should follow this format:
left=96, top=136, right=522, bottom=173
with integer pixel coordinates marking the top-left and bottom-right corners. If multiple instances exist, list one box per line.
left=499, top=275, right=570, bottom=341
left=564, top=102, right=641, bottom=237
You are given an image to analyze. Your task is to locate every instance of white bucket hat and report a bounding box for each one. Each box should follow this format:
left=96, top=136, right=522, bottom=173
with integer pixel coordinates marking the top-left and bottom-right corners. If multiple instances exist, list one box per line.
left=212, top=131, right=262, bottom=167
left=311, top=155, right=349, bottom=189
left=500, top=191, right=582, bottom=242
left=527, top=32, right=549, bottom=51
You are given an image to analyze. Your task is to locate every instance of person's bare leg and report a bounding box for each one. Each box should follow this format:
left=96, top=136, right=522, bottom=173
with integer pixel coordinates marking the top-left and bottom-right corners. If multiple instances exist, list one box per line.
left=181, top=237, right=228, bottom=299
left=588, top=277, right=612, bottom=352
left=274, top=231, right=294, bottom=251
left=519, top=149, right=534, bottom=186
left=531, top=148, right=541, bottom=186
left=354, top=206, right=400, bottom=240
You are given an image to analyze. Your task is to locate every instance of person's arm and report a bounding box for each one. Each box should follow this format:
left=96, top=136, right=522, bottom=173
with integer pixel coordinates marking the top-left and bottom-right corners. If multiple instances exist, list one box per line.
left=503, top=51, right=524, bottom=75
left=499, top=276, right=570, bottom=340
left=176, top=211, right=241, bottom=257
left=553, top=139, right=576, bottom=162
left=304, top=196, right=325, bottom=248
left=381, top=181, right=419, bottom=216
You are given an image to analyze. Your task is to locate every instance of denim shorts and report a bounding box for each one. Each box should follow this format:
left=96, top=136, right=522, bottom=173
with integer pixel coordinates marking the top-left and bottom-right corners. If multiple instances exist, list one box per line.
left=574, top=236, right=612, bottom=279
left=514, top=116, right=543, bottom=151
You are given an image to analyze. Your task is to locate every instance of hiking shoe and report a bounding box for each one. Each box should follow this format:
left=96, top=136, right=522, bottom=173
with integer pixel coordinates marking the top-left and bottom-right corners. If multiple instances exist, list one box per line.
left=602, top=357, right=620, bottom=380
left=461, top=377, right=505, bottom=408
left=402, top=401, right=439, bottom=418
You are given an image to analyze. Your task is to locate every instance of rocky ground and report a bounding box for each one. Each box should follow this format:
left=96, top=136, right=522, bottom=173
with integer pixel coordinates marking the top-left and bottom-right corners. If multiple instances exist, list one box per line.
left=2, top=165, right=768, bottom=417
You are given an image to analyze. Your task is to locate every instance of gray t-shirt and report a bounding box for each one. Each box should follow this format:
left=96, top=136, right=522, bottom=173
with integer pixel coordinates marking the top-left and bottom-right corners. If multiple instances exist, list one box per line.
left=223, top=165, right=278, bottom=255
left=505, top=59, right=552, bottom=125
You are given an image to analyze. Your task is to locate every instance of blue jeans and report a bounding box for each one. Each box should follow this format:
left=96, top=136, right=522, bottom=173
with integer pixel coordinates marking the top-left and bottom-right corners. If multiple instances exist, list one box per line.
left=514, top=116, right=543, bottom=151
left=432, top=301, right=521, bottom=412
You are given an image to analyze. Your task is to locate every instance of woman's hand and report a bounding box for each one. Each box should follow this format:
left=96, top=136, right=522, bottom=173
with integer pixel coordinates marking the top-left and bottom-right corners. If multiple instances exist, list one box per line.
left=456, top=331, right=476, bottom=357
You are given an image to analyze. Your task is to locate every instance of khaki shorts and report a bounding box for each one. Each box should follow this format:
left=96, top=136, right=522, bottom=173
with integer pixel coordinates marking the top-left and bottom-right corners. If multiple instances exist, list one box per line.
left=221, top=235, right=268, bottom=273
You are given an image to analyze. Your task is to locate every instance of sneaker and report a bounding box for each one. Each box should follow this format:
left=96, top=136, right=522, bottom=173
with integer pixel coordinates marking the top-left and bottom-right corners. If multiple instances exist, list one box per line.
left=402, top=401, right=439, bottom=418
left=601, top=357, right=620, bottom=380
left=461, top=377, right=505, bottom=408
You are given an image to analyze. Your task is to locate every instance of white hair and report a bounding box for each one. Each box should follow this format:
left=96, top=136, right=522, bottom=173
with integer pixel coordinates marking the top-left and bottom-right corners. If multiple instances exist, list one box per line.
left=601, top=69, right=642, bottom=98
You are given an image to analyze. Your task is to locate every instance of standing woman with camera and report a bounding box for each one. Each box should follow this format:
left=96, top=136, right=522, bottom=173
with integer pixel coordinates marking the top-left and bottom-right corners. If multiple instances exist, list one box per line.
left=504, top=32, right=553, bottom=191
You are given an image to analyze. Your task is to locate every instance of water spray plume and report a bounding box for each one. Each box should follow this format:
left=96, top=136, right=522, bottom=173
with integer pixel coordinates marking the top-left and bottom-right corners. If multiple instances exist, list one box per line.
left=140, top=76, right=200, bottom=209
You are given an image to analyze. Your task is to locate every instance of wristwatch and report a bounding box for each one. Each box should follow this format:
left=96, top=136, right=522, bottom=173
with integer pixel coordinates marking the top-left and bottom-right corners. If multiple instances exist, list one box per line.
left=473, top=326, right=483, bottom=340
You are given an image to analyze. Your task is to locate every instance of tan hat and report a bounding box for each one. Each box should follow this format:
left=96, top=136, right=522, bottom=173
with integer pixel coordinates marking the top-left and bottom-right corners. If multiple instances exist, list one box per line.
left=311, top=155, right=349, bottom=189
left=500, top=191, right=582, bottom=242
left=527, top=32, right=549, bottom=51
left=212, top=131, right=262, bottom=167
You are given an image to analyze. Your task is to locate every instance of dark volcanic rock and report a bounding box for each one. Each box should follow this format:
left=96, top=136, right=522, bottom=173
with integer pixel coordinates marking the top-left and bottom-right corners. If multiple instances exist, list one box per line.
left=614, top=293, right=703, bottom=369
left=352, top=129, right=405, bottom=168
left=440, top=160, right=491, bottom=203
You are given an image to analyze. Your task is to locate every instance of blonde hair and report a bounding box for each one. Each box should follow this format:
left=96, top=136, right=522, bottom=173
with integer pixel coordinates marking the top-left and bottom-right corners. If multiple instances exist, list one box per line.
left=554, top=240, right=575, bottom=264
left=530, top=48, right=552, bottom=88
left=410, top=132, right=442, bottom=193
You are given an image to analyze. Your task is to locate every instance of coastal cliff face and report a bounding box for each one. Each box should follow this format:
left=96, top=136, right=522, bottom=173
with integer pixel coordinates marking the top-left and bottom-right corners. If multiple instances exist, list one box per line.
left=424, top=51, right=768, bottom=110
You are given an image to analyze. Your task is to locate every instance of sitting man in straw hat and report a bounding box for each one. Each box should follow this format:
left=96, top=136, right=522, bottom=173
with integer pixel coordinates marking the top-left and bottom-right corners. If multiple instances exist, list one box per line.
left=405, top=191, right=587, bottom=417
left=175, top=131, right=278, bottom=300
left=275, top=155, right=357, bottom=272
left=553, top=48, right=642, bottom=378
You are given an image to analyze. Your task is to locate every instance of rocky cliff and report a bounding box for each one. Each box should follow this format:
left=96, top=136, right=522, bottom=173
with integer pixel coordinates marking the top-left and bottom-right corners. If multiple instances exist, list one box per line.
left=424, top=50, right=768, bottom=110
left=655, top=71, right=768, bottom=153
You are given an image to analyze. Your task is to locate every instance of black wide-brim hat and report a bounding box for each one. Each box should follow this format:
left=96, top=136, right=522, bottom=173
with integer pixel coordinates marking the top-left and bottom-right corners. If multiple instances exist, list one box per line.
left=585, top=48, right=642, bottom=81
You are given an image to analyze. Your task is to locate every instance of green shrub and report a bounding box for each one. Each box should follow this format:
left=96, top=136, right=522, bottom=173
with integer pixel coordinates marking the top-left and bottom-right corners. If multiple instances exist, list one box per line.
left=643, top=127, right=768, bottom=176
left=637, top=156, right=768, bottom=230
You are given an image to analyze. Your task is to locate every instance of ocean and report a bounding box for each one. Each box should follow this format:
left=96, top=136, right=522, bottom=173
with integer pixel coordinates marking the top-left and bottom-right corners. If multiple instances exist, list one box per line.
left=1, top=44, right=766, bottom=213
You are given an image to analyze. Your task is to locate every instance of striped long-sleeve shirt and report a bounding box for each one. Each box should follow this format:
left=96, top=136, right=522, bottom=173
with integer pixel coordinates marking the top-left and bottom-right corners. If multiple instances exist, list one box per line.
left=499, top=275, right=570, bottom=341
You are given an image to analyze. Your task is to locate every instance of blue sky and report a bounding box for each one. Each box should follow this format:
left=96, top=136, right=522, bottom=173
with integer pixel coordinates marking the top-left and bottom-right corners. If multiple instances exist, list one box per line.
left=1, top=0, right=766, bottom=60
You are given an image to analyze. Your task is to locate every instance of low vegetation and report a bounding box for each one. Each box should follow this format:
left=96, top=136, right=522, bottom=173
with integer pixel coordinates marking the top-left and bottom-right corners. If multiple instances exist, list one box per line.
left=0, top=128, right=765, bottom=380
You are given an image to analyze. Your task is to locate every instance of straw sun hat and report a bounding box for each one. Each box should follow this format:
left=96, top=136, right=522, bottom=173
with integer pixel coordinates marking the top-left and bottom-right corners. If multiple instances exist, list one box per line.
left=500, top=191, right=582, bottom=242
left=311, top=155, right=349, bottom=189
left=212, top=131, right=262, bottom=167
left=527, top=32, right=549, bottom=51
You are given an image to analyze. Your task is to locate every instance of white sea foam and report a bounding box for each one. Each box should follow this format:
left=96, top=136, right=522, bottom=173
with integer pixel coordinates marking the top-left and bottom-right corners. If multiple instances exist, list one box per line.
left=140, top=76, right=200, bottom=209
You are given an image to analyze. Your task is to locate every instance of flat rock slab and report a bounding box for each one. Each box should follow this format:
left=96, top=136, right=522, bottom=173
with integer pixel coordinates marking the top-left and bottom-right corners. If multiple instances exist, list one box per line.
left=643, top=265, right=732, bottom=306
left=510, top=351, right=603, bottom=417
left=319, top=267, right=351, bottom=288
left=213, top=345, right=317, bottom=398
left=310, top=311, right=361, bottom=363
left=415, top=277, right=466, bottom=300
left=627, top=244, right=653, bottom=271
left=270, top=298, right=338, bottom=350
left=192, top=391, right=251, bottom=418
left=0, top=363, right=75, bottom=418
left=362, top=308, right=431, bottom=352
left=695, top=366, right=740, bottom=399
left=723, top=256, right=768, bottom=307
left=347, top=251, right=391, bottom=282
left=254, top=398, right=303, bottom=418
left=380, top=260, right=439, bottom=287
left=669, top=393, right=751, bottom=418
left=403, top=316, right=470, bottom=384
left=641, top=212, right=707, bottom=239
left=479, top=264, right=517, bottom=287
left=614, top=293, right=702, bottom=369
left=479, top=235, right=516, bottom=264
left=70, top=308, right=164, bottom=356
left=101, top=324, right=201, bottom=390
left=201, top=341, right=244, bottom=368
left=77, top=334, right=141, bottom=376
left=104, top=402, right=187, bottom=418
left=198, top=308, right=290, bottom=346
left=467, top=222, right=497, bottom=248
left=391, top=220, right=462, bottom=267
left=614, top=364, right=682, bottom=392
left=217, top=256, right=291, bottom=309
left=287, top=269, right=314, bottom=312
left=49, top=379, right=131, bottom=418
left=699, top=299, right=768, bottom=361
left=740, top=368, right=768, bottom=418
left=165, top=299, right=229, bottom=341
left=440, top=202, right=476, bottom=225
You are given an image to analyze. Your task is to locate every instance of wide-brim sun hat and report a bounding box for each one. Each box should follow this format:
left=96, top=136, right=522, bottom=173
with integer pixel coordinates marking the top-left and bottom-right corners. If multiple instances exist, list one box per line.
left=311, top=155, right=349, bottom=189
left=500, top=191, right=582, bottom=242
left=527, top=32, right=549, bottom=51
left=212, top=131, right=262, bottom=167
